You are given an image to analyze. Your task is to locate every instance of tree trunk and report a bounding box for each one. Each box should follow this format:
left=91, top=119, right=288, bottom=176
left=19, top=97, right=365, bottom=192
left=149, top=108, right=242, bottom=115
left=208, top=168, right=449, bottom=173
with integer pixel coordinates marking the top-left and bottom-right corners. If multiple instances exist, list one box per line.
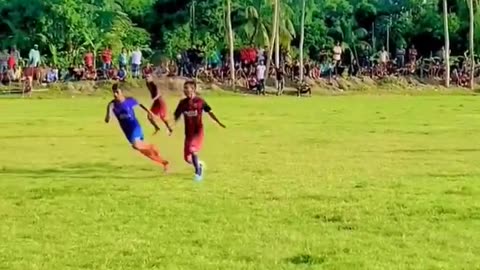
left=249, top=20, right=259, bottom=46
left=442, top=0, right=450, bottom=88
left=372, top=22, right=376, bottom=52
left=386, top=17, right=390, bottom=53
left=265, top=0, right=279, bottom=79
left=299, top=0, right=306, bottom=82
left=469, top=0, right=475, bottom=89
left=226, top=0, right=235, bottom=89
left=274, top=8, right=280, bottom=89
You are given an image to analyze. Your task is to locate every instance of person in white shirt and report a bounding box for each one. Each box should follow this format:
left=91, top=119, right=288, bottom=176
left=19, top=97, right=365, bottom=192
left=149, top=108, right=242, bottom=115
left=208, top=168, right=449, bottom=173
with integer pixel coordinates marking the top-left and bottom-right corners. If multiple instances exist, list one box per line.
left=380, top=47, right=389, bottom=63
left=332, top=42, right=343, bottom=76
left=379, top=46, right=389, bottom=74
left=131, top=47, right=142, bottom=78
left=256, top=61, right=266, bottom=95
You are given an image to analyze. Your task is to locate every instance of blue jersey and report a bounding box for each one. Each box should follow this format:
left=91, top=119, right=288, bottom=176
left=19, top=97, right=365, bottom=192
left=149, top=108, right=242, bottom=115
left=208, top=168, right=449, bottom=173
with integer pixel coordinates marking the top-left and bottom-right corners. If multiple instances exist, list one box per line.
left=112, top=97, right=144, bottom=143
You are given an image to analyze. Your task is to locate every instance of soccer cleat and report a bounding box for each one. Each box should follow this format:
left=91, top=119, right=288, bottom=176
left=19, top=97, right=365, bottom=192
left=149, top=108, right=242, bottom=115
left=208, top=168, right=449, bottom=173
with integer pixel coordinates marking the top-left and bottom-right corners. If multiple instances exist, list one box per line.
left=162, top=160, right=169, bottom=173
left=194, top=173, right=203, bottom=182
left=194, top=161, right=205, bottom=181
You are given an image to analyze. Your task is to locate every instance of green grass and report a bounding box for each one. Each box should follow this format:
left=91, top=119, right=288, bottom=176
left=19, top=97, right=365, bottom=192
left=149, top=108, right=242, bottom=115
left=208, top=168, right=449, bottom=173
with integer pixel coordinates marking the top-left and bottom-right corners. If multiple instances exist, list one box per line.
left=0, top=94, right=479, bottom=269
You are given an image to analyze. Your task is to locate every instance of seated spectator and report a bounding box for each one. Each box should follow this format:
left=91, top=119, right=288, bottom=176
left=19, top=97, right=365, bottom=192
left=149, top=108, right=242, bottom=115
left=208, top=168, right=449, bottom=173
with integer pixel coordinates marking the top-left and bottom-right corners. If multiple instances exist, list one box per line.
left=248, top=76, right=257, bottom=91
left=85, top=66, right=97, bottom=80
left=117, top=67, right=127, bottom=81
left=47, top=67, right=59, bottom=83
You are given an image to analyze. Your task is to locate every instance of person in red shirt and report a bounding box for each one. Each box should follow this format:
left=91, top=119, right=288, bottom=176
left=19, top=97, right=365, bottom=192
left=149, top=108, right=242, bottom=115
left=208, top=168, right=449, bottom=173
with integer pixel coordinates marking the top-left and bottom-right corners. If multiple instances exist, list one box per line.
left=173, top=80, right=225, bottom=181
left=142, top=63, right=153, bottom=78
left=145, top=75, right=172, bottom=134
left=102, top=47, right=112, bottom=77
left=84, top=51, right=94, bottom=69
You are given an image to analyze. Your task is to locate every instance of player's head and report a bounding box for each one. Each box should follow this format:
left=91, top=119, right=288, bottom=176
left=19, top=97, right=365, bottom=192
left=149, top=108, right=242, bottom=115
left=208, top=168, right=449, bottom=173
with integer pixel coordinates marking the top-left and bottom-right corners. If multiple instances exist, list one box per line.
left=112, top=83, right=124, bottom=100
left=183, top=80, right=197, bottom=99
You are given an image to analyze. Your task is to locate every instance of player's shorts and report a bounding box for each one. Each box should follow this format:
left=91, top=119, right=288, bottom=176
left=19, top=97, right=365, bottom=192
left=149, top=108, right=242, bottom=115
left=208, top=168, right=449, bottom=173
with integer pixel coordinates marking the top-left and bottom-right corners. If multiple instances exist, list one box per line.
left=150, top=99, right=167, bottom=121
left=125, top=125, right=144, bottom=144
left=184, top=132, right=204, bottom=162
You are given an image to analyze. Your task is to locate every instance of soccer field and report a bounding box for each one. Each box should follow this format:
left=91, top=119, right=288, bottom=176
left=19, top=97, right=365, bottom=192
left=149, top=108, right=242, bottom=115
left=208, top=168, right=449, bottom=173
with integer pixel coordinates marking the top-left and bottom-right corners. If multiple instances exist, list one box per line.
left=0, top=94, right=479, bottom=269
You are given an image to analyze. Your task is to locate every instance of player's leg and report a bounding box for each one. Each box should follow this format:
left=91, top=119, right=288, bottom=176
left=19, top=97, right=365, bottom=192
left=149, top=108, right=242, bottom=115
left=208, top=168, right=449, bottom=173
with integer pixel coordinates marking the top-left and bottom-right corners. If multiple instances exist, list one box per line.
left=157, top=100, right=172, bottom=132
left=184, top=133, right=205, bottom=180
left=129, top=127, right=168, bottom=170
left=148, top=103, right=161, bottom=134
left=132, top=140, right=169, bottom=170
left=147, top=113, right=161, bottom=134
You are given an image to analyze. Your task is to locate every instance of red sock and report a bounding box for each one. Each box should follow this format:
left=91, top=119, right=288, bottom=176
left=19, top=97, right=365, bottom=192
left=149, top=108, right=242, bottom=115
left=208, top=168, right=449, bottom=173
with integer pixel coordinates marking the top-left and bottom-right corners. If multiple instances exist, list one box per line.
left=139, top=145, right=168, bottom=167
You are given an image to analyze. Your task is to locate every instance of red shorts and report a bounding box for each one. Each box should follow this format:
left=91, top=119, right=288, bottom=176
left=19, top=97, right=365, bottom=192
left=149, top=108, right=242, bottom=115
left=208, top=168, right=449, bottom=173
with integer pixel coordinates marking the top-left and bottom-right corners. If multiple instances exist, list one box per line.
left=150, top=99, right=167, bottom=121
left=24, top=67, right=35, bottom=77
left=184, top=132, right=204, bottom=162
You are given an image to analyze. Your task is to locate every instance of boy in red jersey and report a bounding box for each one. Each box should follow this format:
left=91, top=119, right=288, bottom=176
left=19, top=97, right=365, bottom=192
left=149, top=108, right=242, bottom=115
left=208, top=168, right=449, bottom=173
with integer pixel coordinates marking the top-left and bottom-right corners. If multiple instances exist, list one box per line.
left=145, top=75, right=172, bottom=135
left=174, top=80, right=225, bottom=181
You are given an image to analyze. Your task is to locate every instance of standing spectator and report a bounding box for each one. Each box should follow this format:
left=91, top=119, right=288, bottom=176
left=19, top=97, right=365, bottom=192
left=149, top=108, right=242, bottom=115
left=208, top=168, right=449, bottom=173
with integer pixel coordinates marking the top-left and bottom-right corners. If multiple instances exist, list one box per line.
left=131, top=47, right=142, bottom=78
left=275, top=66, right=284, bottom=95
left=7, top=51, right=15, bottom=72
left=333, top=42, right=343, bottom=75
left=380, top=46, right=389, bottom=65
left=11, top=45, right=21, bottom=65
left=379, top=46, right=389, bottom=75
left=256, top=61, right=266, bottom=95
left=0, top=49, right=9, bottom=73
left=28, top=44, right=41, bottom=67
left=408, top=45, right=417, bottom=64
left=101, top=46, right=112, bottom=77
left=396, top=45, right=406, bottom=67
left=84, top=50, right=94, bottom=70
left=176, top=53, right=184, bottom=76
left=119, top=48, right=128, bottom=70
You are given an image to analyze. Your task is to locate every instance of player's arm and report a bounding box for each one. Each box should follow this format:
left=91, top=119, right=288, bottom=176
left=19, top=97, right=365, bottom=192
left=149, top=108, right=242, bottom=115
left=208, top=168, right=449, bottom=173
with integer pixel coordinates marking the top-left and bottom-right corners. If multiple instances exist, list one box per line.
left=139, top=103, right=155, bottom=119
left=203, top=101, right=226, bottom=128
left=104, top=100, right=113, bottom=123
left=173, top=102, right=183, bottom=123
left=151, top=92, right=161, bottom=102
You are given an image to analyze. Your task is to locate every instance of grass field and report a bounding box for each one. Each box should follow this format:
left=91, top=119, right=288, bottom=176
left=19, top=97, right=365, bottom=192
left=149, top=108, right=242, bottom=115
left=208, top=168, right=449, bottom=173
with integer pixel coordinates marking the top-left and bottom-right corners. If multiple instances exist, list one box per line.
left=0, top=93, right=479, bottom=270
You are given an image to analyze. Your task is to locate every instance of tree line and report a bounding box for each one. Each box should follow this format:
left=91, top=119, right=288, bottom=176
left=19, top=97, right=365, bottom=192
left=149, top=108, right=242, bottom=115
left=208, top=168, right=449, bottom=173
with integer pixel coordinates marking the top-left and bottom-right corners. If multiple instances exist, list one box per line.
left=0, top=0, right=477, bottom=87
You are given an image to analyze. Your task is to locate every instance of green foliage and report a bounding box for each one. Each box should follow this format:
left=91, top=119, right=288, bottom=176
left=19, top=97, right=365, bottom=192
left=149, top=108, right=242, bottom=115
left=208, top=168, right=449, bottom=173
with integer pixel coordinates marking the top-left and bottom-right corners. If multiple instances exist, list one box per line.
left=0, top=0, right=477, bottom=63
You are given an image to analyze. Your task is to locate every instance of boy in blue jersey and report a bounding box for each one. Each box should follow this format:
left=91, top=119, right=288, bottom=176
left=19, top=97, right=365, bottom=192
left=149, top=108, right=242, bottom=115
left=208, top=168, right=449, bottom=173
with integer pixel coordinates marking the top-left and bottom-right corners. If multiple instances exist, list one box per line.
left=105, top=84, right=169, bottom=170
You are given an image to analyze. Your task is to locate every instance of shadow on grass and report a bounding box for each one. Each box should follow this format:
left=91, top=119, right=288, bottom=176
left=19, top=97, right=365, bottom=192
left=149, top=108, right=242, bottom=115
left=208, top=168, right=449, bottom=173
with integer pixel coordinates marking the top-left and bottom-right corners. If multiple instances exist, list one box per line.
left=0, top=134, right=109, bottom=139
left=286, top=254, right=326, bottom=265
left=387, top=148, right=480, bottom=153
left=0, top=162, right=156, bottom=180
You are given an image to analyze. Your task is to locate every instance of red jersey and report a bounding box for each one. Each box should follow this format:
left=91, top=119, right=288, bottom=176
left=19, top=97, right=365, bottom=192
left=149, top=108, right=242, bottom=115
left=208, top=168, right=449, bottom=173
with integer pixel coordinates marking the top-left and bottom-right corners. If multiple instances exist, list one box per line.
left=102, top=49, right=112, bottom=64
left=7, top=55, right=15, bottom=69
left=143, top=67, right=153, bottom=77
left=174, top=96, right=211, bottom=137
left=84, top=52, right=94, bottom=67
left=146, top=81, right=159, bottom=99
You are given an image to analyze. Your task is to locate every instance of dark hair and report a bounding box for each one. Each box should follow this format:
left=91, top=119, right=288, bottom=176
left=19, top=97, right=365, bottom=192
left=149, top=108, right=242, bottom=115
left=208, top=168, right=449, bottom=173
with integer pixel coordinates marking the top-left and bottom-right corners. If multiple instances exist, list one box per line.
left=112, top=83, right=120, bottom=93
left=184, top=80, right=197, bottom=90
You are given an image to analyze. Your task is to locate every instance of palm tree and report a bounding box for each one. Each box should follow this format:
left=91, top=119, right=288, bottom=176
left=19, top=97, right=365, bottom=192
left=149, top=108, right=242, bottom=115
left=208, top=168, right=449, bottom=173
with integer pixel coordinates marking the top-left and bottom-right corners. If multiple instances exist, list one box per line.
left=468, top=0, right=474, bottom=89
left=299, top=0, right=306, bottom=82
left=265, top=0, right=279, bottom=77
left=243, top=0, right=270, bottom=46
left=442, top=0, right=450, bottom=87
left=226, top=0, right=236, bottom=89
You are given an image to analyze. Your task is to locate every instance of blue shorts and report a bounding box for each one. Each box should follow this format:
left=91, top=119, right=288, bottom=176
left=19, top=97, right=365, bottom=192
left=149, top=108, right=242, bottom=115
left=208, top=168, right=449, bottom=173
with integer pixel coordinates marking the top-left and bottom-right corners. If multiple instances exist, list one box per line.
left=124, top=125, right=144, bottom=144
